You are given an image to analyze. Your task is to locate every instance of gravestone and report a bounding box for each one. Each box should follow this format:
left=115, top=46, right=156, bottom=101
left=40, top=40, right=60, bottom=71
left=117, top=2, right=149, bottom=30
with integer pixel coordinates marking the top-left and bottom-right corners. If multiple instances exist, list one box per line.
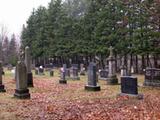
left=50, top=70, right=54, bottom=77
left=45, top=63, right=54, bottom=71
left=85, top=62, right=100, bottom=91
left=0, top=61, right=6, bottom=92
left=38, top=66, right=44, bottom=75
left=120, top=65, right=127, bottom=76
left=99, top=69, right=108, bottom=80
left=63, top=64, right=67, bottom=72
left=80, top=64, right=85, bottom=75
left=120, top=57, right=127, bottom=76
left=144, top=68, right=160, bottom=87
left=35, top=68, right=38, bottom=75
left=107, top=46, right=118, bottom=85
left=59, top=68, right=67, bottom=84
left=14, top=52, right=30, bottom=99
left=25, top=46, right=33, bottom=87
left=65, top=68, right=70, bottom=78
left=70, top=64, right=80, bottom=80
left=11, top=67, right=16, bottom=80
left=119, top=76, right=143, bottom=99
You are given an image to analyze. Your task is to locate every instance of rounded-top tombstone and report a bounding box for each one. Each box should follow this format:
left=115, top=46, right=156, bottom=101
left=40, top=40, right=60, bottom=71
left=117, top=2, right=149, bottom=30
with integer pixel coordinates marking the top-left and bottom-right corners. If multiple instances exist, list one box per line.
left=85, top=62, right=100, bottom=91
left=14, top=51, right=30, bottom=99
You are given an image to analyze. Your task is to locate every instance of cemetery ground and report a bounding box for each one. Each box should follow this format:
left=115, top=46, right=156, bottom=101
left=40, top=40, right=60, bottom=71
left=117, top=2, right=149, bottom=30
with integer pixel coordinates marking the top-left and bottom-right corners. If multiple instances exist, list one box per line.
left=0, top=69, right=160, bottom=120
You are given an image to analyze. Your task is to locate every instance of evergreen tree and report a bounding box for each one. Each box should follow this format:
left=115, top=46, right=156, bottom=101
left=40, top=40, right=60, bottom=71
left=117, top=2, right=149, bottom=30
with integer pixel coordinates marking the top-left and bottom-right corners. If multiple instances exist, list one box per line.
left=9, top=34, right=18, bottom=66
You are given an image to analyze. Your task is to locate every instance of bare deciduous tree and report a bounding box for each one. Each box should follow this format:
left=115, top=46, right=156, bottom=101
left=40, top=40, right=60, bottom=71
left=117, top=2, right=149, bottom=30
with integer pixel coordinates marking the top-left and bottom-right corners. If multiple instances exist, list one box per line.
left=0, top=24, right=8, bottom=61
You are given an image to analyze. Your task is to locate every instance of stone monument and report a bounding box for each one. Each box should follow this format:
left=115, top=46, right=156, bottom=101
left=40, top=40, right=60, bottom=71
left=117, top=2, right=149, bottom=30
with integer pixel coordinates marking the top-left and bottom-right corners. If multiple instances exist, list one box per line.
left=70, top=64, right=80, bottom=80
left=80, top=64, right=85, bottom=75
left=119, top=76, right=143, bottom=99
left=85, top=62, right=100, bottom=91
left=25, top=46, right=33, bottom=87
left=14, top=51, right=30, bottom=99
left=50, top=70, right=54, bottom=77
left=99, top=69, right=108, bottom=80
left=0, top=61, right=6, bottom=92
left=59, top=68, right=67, bottom=84
left=144, top=68, right=160, bottom=87
left=120, top=57, right=127, bottom=76
left=107, top=46, right=118, bottom=85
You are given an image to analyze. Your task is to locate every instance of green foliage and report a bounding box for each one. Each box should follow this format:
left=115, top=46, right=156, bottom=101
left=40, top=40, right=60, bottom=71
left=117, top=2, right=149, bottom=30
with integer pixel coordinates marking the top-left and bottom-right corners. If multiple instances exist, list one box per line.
left=21, top=0, right=160, bottom=59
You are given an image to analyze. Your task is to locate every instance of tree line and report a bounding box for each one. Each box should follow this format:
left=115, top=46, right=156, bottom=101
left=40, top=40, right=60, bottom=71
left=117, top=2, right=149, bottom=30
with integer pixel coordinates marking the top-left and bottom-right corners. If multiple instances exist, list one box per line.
left=21, top=0, right=160, bottom=72
left=1, top=34, right=19, bottom=66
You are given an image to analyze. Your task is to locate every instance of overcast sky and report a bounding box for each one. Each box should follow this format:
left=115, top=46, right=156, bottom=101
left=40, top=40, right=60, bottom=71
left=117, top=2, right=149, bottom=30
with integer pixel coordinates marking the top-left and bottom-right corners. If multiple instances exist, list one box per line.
left=0, top=0, right=51, bottom=36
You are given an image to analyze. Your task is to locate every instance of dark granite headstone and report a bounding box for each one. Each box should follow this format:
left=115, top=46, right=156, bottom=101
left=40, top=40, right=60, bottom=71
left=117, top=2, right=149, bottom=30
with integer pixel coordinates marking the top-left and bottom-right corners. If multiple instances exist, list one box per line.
left=50, top=70, right=54, bottom=77
left=85, top=62, right=100, bottom=91
left=119, top=76, right=143, bottom=99
left=121, top=76, right=138, bottom=95
left=0, top=61, right=6, bottom=92
left=144, top=68, right=160, bottom=87
left=99, top=69, right=108, bottom=80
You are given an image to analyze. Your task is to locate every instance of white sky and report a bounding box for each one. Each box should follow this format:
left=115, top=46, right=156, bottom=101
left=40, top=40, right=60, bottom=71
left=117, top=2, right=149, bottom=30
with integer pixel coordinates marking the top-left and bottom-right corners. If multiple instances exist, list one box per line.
left=0, top=0, right=51, bottom=36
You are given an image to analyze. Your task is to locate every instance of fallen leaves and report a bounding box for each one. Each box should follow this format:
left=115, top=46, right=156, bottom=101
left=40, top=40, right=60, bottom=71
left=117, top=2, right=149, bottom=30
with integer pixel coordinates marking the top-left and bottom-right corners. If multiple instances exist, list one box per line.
left=0, top=73, right=160, bottom=120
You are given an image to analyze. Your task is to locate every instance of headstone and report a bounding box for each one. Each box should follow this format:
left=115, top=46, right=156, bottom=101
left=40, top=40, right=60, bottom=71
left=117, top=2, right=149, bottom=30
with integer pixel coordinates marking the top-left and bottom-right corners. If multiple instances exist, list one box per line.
left=85, top=62, right=100, bottom=91
left=35, top=68, right=38, bottom=75
left=62, top=64, right=70, bottom=79
left=63, top=64, right=67, bottom=72
left=59, top=68, right=67, bottom=84
left=144, top=68, right=160, bottom=87
left=25, top=46, right=33, bottom=87
left=80, top=64, right=85, bottom=75
left=38, top=66, right=44, bottom=75
left=99, top=69, right=108, bottom=80
left=107, top=46, right=118, bottom=85
left=50, top=70, right=54, bottom=77
left=45, top=63, right=54, bottom=71
left=120, top=56, right=127, bottom=76
left=65, top=68, right=70, bottom=78
left=11, top=67, right=16, bottom=80
left=14, top=53, right=30, bottom=99
left=70, top=65, right=80, bottom=80
left=120, top=65, right=127, bottom=76
left=0, top=61, right=6, bottom=92
left=119, top=76, right=143, bottom=99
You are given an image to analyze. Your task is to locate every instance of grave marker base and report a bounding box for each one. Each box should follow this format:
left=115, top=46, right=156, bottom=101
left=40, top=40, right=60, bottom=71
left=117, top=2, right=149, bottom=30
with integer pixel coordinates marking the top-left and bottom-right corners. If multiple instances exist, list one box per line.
left=118, top=93, right=143, bottom=100
left=27, top=73, right=33, bottom=87
left=85, top=85, right=101, bottom=91
left=14, top=89, right=30, bottom=99
left=59, top=80, right=67, bottom=84
left=0, top=85, right=6, bottom=92
left=80, top=72, right=85, bottom=75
